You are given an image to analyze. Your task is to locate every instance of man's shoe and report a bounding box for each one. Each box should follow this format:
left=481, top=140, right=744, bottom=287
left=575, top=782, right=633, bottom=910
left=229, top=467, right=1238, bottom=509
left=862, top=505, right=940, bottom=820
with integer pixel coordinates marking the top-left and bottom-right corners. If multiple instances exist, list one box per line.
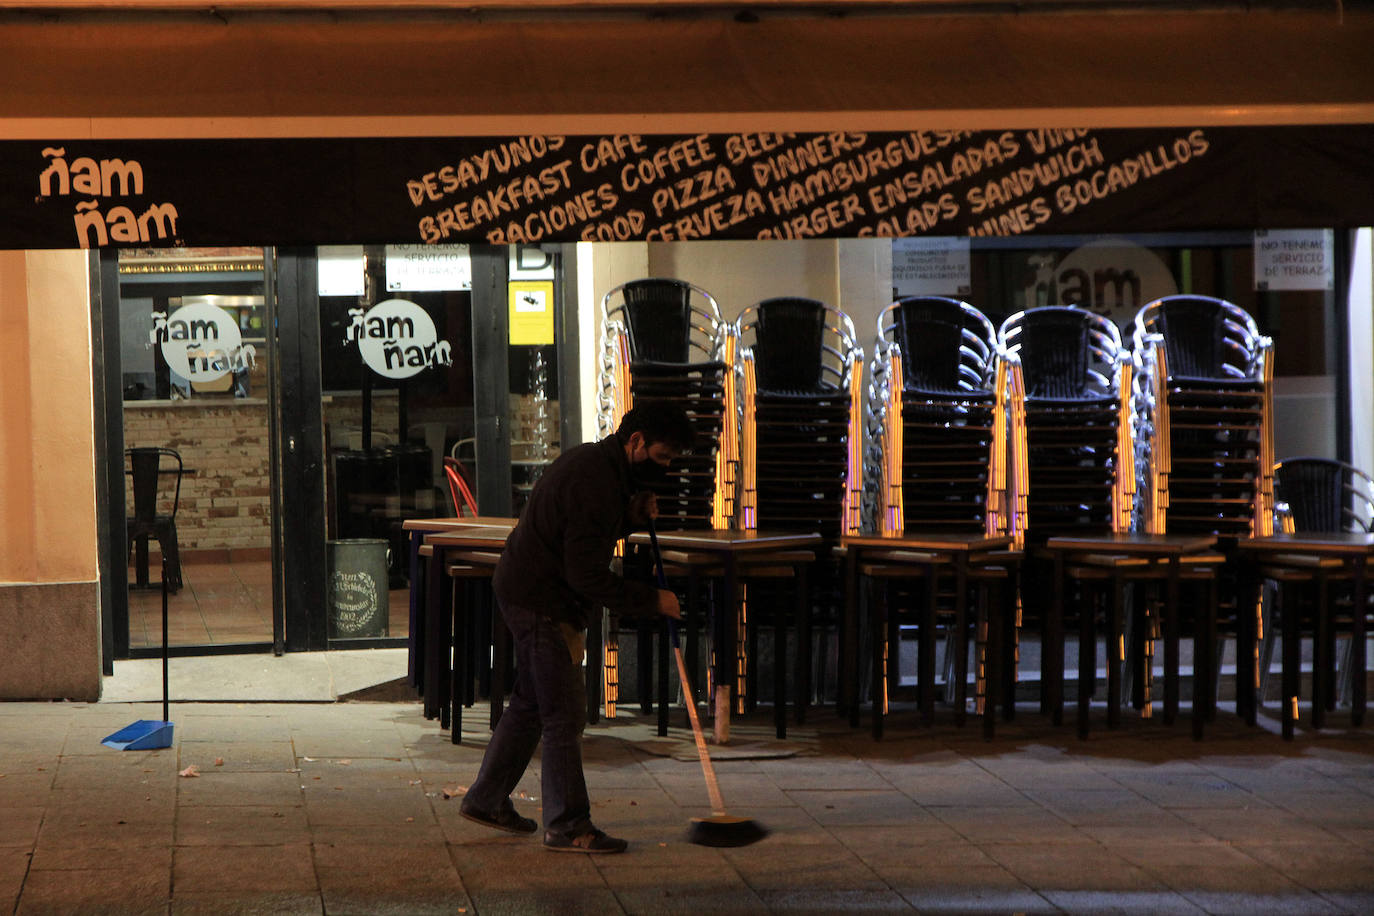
left=543, top=828, right=628, bottom=854
left=460, top=802, right=538, bottom=835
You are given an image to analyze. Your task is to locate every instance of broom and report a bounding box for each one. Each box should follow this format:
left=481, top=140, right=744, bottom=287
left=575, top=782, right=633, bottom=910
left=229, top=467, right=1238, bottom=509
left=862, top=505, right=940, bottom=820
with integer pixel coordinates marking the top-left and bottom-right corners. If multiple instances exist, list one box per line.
left=648, top=519, right=768, bottom=848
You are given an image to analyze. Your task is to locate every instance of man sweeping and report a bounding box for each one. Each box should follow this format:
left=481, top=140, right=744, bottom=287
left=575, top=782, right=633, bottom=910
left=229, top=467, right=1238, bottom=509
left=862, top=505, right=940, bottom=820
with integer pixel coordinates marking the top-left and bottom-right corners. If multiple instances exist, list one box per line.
left=460, top=400, right=695, bottom=854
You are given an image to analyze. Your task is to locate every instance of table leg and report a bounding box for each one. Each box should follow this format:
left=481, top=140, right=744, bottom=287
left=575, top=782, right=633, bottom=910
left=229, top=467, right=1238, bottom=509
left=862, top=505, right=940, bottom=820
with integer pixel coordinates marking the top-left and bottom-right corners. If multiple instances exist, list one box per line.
left=408, top=530, right=424, bottom=687
left=489, top=586, right=508, bottom=732
left=1314, top=571, right=1330, bottom=730
left=842, top=547, right=859, bottom=720
left=796, top=562, right=810, bottom=725
left=1353, top=557, right=1367, bottom=726
left=1164, top=556, right=1180, bottom=726
left=954, top=559, right=969, bottom=728
left=716, top=555, right=738, bottom=745
left=449, top=579, right=465, bottom=743
left=775, top=574, right=788, bottom=739
left=871, top=573, right=885, bottom=740
left=921, top=563, right=937, bottom=727
left=423, top=548, right=445, bottom=721
left=1234, top=556, right=1258, bottom=726
left=1282, top=579, right=1300, bottom=741
left=1078, top=580, right=1094, bottom=740
left=1108, top=571, right=1123, bottom=730
left=983, top=577, right=1000, bottom=740
left=1049, top=551, right=1065, bottom=727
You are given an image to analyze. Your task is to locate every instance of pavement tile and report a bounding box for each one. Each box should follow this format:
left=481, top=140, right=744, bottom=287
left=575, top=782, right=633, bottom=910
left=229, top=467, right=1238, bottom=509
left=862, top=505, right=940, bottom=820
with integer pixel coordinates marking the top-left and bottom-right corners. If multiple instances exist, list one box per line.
left=888, top=767, right=1037, bottom=808
left=314, top=842, right=470, bottom=916
left=931, top=804, right=1086, bottom=845
left=0, top=807, right=43, bottom=847
left=36, top=801, right=175, bottom=849
left=175, top=769, right=305, bottom=807
left=174, top=713, right=294, bottom=743
left=1112, top=769, right=1275, bottom=809
left=753, top=758, right=891, bottom=790
left=175, top=804, right=312, bottom=845
left=311, top=820, right=449, bottom=846
left=16, top=865, right=169, bottom=916
left=827, top=818, right=969, bottom=859
left=28, top=845, right=173, bottom=872
left=1172, top=806, right=1347, bottom=845
left=176, top=740, right=297, bottom=774
left=1232, top=842, right=1374, bottom=891
left=454, top=844, right=610, bottom=891
left=1020, top=787, right=1170, bottom=827
left=652, top=772, right=795, bottom=808
left=1039, top=888, right=1207, bottom=914
left=170, top=890, right=322, bottom=915
left=1175, top=888, right=1343, bottom=915
left=0, top=847, right=30, bottom=914
left=466, top=887, right=625, bottom=915
left=172, top=843, right=317, bottom=894
left=596, top=864, right=765, bottom=915
left=784, top=789, right=924, bottom=826
left=720, top=844, right=885, bottom=890
left=982, top=841, right=1167, bottom=891
left=754, top=885, right=915, bottom=912
left=885, top=864, right=1055, bottom=914
left=303, top=786, right=437, bottom=826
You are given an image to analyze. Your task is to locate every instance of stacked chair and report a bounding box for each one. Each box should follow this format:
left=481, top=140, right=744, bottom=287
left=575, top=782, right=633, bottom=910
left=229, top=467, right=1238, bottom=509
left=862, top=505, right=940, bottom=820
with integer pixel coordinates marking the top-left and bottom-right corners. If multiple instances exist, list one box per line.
left=1260, top=457, right=1374, bottom=737
left=736, top=296, right=865, bottom=713
left=866, top=296, right=1009, bottom=539
left=736, top=297, right=865, bottom=539
left=863, top=296, right=1014, bottom=730
left=1000, top=306, right=1135, bottom=543
left=597, top=278, right=739, bottom=717
left=1131, top=294, right=1275, bottom=732
left=1133, top=295, right=1275, bottom=539
left=999, top=306, right=1138, bottom=734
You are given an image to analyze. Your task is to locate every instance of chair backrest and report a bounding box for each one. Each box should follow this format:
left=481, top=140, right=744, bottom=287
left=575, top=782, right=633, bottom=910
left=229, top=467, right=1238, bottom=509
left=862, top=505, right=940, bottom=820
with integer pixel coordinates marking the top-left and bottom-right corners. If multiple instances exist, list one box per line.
left=879, top=296, right=997, bottom=395
left=1133, top=294, right=1266, bottom=381
left=443, top=456, right=479, bottom=517
left=1274, top=457, right=1374, bottom=533
left=127, top=447, right=183, bottom=521
left=601, top=278, right=724, bottom=365
left=737, top=296, right=860, bottom=395
left=998, top=306, right=1121, bottom=399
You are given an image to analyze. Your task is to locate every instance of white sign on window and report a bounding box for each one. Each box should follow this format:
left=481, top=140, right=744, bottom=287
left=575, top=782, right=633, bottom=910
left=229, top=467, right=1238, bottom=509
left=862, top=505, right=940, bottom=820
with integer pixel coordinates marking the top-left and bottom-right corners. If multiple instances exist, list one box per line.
left=385, top=243, right=472, bottom=292
left=318, top=245, right=366, bottom=297
left=1254, top=229, right=1335, bottom=291
left=892, top=237, right=971, bottom=297
left=344, top=298, right=453, bottom=380
left=152, top=300, right=253, bottom=383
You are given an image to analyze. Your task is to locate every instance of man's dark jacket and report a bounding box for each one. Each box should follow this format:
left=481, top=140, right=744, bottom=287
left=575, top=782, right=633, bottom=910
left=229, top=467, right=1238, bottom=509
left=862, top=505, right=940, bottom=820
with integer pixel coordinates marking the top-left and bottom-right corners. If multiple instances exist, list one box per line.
left=493, top=435, right=658, bottom=629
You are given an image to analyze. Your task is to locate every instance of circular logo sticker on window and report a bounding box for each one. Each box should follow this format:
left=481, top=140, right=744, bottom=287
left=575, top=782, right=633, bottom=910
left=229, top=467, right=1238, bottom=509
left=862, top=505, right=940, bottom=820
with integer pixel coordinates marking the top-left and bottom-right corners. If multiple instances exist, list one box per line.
left=346, top=298, right=452, bottom=380
left=153, top=301, right=245, bottom=383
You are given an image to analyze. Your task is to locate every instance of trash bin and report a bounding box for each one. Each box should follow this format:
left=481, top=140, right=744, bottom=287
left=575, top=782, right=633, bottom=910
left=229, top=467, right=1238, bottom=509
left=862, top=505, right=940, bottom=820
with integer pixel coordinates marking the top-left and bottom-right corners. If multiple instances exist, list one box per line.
left=327, top=538, right=390, bottom=638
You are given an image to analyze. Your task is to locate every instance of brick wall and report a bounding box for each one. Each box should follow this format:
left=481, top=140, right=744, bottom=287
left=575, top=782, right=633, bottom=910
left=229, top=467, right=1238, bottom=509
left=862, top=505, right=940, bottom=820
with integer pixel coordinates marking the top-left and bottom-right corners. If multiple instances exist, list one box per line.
left=124, top=400, right=271, bottom=555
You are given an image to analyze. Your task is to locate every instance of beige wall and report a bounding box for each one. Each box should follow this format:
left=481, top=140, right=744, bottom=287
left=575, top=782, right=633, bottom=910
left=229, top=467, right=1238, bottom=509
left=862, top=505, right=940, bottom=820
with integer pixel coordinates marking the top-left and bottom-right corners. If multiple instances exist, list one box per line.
left=0, top=250, right=100, bottom=700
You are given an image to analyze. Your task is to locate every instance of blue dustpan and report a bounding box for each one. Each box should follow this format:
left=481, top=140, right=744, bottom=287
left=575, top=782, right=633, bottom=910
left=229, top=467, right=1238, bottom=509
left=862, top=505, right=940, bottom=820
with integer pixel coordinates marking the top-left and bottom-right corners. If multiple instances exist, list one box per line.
left=106, top=559, right=174, bottom=751
left=102, top=719, right=174, bottom=750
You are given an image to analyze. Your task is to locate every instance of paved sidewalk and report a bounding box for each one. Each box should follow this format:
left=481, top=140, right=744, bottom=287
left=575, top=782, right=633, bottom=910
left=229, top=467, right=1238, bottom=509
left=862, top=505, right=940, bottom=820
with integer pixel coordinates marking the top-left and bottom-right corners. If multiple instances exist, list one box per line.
left=2, top=698, right=1373, bottom=915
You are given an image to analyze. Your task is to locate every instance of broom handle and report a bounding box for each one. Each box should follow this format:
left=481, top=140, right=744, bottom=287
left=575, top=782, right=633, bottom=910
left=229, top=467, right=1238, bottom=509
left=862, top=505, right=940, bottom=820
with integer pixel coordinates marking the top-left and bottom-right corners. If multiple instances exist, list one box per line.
left=649, top=521, right=727, bottom=817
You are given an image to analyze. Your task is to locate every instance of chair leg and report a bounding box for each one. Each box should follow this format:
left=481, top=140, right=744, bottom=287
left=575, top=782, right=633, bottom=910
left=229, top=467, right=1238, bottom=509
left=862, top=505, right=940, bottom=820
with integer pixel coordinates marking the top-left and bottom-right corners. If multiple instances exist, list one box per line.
left=1078, top=581, right=1096, bottom=740
left=1314, top=572, right=1331, bottom=729
left=795, top=563, right=810, bottom=725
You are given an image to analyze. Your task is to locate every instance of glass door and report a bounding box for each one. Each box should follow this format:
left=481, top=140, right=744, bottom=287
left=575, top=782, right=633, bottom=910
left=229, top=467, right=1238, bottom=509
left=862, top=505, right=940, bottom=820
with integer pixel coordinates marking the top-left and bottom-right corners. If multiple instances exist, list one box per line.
left=113, top=247, right=279, bottom=656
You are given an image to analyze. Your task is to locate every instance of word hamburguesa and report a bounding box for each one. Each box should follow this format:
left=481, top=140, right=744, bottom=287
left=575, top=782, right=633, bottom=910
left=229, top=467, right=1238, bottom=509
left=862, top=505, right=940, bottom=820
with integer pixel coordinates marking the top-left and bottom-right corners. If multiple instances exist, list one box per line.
left=38, top=147, right=179, bottom=248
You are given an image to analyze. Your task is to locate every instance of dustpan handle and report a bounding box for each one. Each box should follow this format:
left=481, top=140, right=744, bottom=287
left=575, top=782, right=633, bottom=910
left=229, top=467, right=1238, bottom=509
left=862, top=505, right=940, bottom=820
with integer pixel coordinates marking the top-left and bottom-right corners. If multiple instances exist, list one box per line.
left=161, top=556, right=170, bottom=724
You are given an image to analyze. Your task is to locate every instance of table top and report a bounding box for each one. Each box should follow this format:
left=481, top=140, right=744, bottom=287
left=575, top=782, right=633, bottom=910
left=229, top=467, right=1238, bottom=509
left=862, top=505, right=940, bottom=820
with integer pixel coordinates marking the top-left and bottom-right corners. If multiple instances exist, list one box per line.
left=404, top=516, right=518, bottom=533
left=1043, top=532, right=1218, bottom=556
left=628, top=528, right=824, bottom=552
left=1234, top=532, right=1374, bottom=556
left=423, top=526, right=515, bottom=549
left=841, top=532, right=1015, bottom=552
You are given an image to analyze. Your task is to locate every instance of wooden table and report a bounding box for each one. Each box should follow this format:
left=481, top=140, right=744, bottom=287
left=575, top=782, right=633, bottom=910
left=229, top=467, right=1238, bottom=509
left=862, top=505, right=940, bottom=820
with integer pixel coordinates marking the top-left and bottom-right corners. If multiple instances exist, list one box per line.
left=627, top=528, right=824, bottom=743
left=1042, top=533, right=1218, bottom=737
left=840, top=532, right=1016, bottom=738
left=1234, top=532, right=1372, bottom=738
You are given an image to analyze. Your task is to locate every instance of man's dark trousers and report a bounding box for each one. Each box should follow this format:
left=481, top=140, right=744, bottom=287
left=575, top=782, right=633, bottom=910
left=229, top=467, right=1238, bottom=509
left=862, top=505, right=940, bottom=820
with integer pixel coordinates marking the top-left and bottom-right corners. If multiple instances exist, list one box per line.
left=464, top=600, right=593, bottom=838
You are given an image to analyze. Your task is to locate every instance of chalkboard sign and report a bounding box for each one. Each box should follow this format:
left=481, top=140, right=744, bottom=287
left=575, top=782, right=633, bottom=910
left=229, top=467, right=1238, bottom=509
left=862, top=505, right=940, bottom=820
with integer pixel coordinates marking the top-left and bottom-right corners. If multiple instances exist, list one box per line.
left=3, top=125, right=1372, bottom=250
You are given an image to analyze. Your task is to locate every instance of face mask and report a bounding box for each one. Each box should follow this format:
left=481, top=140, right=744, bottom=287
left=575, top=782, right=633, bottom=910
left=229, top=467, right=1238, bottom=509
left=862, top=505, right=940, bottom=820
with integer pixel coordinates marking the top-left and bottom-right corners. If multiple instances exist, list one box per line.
left=631, top=457, right=670, bottom=487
